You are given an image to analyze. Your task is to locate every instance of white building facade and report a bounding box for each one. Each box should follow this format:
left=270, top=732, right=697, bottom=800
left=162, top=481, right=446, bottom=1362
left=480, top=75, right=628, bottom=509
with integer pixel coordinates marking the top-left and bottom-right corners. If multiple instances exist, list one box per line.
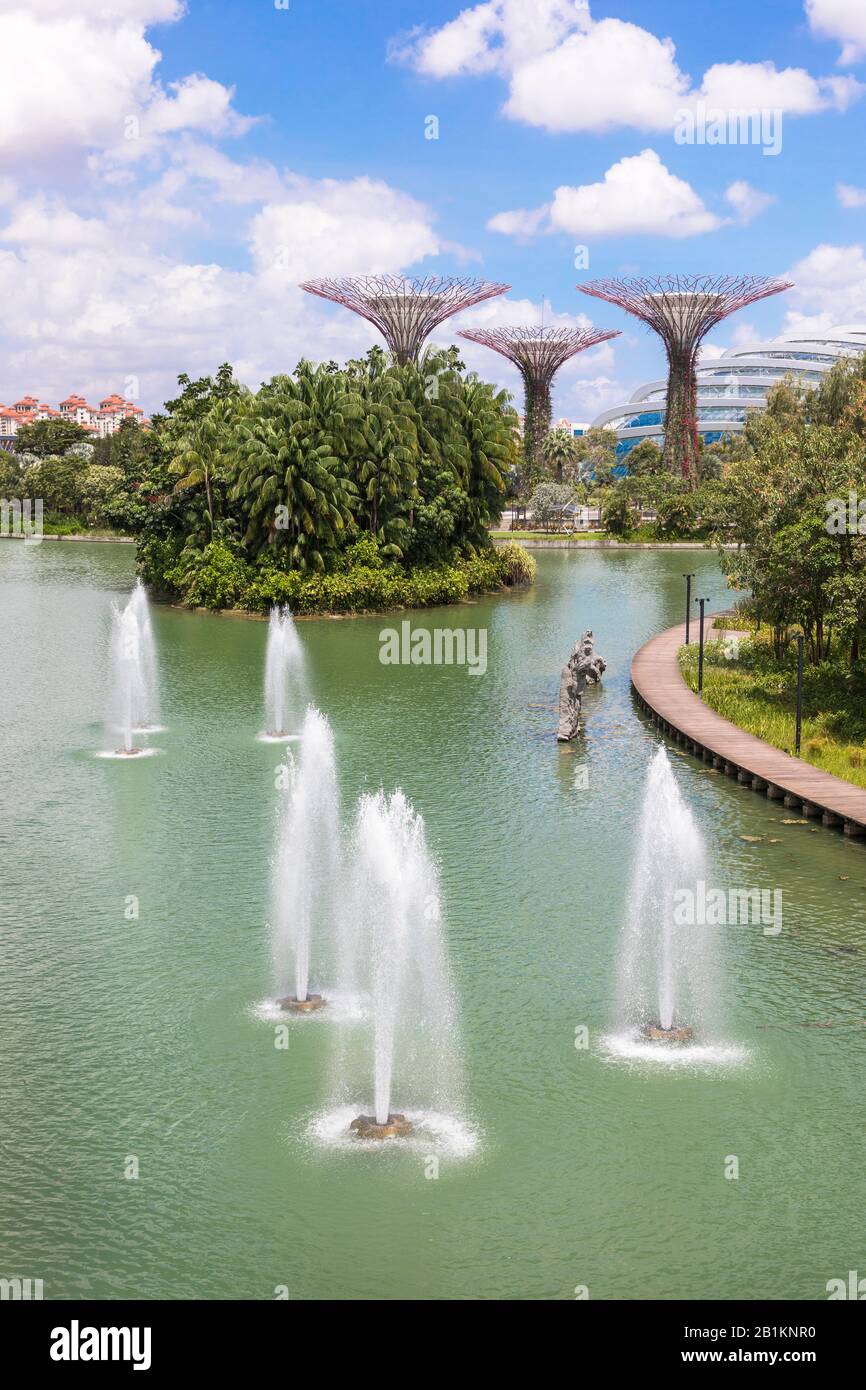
left=589, top=325, right=866, bottom=458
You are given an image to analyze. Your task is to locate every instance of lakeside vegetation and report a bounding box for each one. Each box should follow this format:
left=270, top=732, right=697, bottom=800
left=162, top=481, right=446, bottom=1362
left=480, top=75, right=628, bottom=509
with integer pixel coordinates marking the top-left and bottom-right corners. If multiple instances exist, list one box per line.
left=676, top=350, right=866, bottom=788
left=679, top=636, right=866, bottom=790
left=0, top=348, right=536, bottom=613
left=506, top=428, right=739, bottom=542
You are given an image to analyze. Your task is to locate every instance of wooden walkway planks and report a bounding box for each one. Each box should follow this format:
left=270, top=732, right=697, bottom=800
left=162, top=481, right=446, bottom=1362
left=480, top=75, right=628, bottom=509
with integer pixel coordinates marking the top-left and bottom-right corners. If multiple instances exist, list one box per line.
left=631, top=621, right=866, bottom=836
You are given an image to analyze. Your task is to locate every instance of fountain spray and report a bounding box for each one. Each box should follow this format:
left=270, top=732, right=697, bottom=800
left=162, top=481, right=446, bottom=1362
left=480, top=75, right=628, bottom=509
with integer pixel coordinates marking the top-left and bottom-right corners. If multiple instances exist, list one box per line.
left=263, top=606, right=304, bottom=740
left=616, top=746, right=712, bottom=1044
left=348, top=790, right=461, bottom=1139
left=272, top=707, right=338, bottom=1013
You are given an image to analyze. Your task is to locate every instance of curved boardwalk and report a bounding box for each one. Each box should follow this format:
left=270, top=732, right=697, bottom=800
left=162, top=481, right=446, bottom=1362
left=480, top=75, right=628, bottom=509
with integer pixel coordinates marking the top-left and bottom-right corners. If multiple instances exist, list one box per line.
left=631, top=621, right=866, bottom=838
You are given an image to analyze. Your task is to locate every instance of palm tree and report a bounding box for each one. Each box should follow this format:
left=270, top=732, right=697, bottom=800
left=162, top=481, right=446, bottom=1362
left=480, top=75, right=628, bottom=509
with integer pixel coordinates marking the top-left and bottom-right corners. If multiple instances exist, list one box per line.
left=342, top=373, right=420, bottom=552
left=458, top=377, right=516, bottom=545
left=543, top=427, right=579, bottom=483
left=169, top=398, right=239, bottom=537
left=231, top=369, right=357, bottom=571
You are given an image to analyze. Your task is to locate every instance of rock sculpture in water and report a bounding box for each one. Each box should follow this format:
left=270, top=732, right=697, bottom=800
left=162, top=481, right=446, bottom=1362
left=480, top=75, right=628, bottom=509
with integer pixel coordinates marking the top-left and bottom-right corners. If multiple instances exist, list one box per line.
left=556, top=630, right=606, bottom=742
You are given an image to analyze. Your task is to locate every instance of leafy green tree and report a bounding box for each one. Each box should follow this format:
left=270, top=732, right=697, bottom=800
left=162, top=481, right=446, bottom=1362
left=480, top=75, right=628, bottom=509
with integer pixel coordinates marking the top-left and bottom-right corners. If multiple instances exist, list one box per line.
left=154, top=363, right=242, bottom=436
left=21, top=453, right=88, bottom=515
left=720, top=365, right=866, bottom=666
left=625, top=438, right=666, bottom=477
left=528, top=481, right=575, bottom=529
left=77, top=464, right=126, bottom=527
left=655, top=491, right=696, bottom=537
left=600, top=489, right=637, bottom=537
left=169, top=397, right=241, bottom=539
left=14, top=419, right=90, bottom=459
left=574, top=427, right=618, bottom=487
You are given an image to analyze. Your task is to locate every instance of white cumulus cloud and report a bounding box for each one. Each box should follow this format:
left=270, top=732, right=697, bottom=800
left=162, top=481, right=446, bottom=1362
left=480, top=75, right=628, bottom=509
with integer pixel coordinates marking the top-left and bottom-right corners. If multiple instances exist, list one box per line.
left=837, top=183, right=866, bottom=207
left=806, top=0, right=866, bottom=65
left=724, top=181, right=776, bottom=224
left=0, top=4, right=464, bottom=409
left=784, top=242, right=866, bottom=324
left=392, top=1, right=862, bottom=133
left=248, top=176, right=442, bottom=281
left=490, top=150, right=722, bottom=240
left=0, top=3, right=252, bottom=175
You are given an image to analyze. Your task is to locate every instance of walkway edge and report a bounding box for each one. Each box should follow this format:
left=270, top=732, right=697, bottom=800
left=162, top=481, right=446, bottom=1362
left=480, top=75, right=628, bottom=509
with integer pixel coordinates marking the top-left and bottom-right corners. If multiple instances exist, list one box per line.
left=631, top=621, right=866, bottom=838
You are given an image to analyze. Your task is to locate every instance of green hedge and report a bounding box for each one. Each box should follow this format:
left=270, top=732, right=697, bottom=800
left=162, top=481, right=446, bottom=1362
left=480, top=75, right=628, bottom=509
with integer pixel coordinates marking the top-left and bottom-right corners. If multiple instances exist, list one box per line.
left=148, top=538, right=534, bottom=614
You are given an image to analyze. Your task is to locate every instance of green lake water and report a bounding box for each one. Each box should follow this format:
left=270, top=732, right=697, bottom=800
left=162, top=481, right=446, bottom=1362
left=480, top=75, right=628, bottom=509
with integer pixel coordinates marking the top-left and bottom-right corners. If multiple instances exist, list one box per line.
left=1, top=540, right=864, bottom=1300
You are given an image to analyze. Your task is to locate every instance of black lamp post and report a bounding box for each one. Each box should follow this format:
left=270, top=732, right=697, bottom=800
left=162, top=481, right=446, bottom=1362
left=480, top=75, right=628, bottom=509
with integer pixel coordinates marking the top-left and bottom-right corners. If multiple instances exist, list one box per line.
left=683, top=573, right=695, bottom=644
left=695, top=597, right=708, bottom=692
left=794, top=632, right=805, bottom=756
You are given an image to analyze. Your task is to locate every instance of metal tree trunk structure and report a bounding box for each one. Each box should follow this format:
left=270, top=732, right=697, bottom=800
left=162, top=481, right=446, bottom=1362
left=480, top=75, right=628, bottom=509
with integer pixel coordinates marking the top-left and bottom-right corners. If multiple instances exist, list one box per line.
left=576, top=275, right=792, bottom=484
left=457, top=325, right=620, bottom=482
left=299, top=274, right=510, bottom=365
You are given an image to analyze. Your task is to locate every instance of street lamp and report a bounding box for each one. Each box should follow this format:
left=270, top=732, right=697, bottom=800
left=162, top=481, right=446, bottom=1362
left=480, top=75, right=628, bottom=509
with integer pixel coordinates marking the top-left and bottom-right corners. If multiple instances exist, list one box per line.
left=683, top=573, right=695, bottom=644
left=695, top=597, right=709, bottom=692
left=793, top=631, right=805, bottom=756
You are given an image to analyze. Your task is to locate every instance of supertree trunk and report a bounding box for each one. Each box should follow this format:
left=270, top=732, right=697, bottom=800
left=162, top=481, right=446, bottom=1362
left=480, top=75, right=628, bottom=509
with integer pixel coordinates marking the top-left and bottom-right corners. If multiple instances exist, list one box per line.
left=524, top=377, right=552, bottom=485
left=457, top=325, right=621, bottom=494
left=664, top=349, right=701, bottom=484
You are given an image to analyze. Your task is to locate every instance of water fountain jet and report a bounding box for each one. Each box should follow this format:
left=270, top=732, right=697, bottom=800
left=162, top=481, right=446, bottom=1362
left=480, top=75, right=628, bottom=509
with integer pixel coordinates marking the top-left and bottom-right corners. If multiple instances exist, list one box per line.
left=127, top=579, right=160, bottom=731
left=345, top=790, right=461, bottom=1140
left=108, top=601, right=146, bottom=756
left=263, top=606, right=304, bottom=740
left=271, top=707, right=338, bottom=1011
left=615, top=746, right=713, bottom=1047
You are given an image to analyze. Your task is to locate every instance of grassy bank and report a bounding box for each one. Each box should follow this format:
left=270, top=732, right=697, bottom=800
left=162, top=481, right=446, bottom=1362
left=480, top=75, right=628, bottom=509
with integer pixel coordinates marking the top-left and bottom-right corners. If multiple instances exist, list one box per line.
left=678, top=636, right=866, bottom=790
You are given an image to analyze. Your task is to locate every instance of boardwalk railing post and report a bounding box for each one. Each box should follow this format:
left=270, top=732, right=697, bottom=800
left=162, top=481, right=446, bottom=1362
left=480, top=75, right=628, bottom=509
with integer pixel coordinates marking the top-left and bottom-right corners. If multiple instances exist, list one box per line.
left=696, top=597, right=707, bottom=692
left=683, top=573, right=694, bottom=644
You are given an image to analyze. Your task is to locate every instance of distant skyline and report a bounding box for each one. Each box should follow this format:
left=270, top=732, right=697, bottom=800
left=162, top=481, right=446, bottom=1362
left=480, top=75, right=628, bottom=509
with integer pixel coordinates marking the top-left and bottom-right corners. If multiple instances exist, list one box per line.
left=1, top=0, right=865, bottom=418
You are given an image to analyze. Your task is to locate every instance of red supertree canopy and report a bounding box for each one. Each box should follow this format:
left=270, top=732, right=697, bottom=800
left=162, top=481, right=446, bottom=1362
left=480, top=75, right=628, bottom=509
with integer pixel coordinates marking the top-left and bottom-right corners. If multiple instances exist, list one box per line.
left=575, top=274, right=792, bottom=350
left=299, top=274, right=510, bottom=364
left=457, top=325, right=620, bottom=384
left=575, top=274, right=792, bottom=482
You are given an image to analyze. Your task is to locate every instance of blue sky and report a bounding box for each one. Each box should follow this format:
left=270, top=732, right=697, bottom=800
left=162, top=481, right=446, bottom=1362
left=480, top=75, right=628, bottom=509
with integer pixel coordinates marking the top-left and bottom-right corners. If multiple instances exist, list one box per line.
left=0, top=0, right=864, bottom=420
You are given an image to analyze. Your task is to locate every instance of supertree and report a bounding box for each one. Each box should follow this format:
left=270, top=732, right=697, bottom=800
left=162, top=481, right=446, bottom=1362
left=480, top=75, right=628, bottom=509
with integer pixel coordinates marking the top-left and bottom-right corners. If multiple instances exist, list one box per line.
left=576, top=274, right=792, bottom=483
left=457, top=325, right=620, bottom=480
left=299, top=274, right=510, bottom=366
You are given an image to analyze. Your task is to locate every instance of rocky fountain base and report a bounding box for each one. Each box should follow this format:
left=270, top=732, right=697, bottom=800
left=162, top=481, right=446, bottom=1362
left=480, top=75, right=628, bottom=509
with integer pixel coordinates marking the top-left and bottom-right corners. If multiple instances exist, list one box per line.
left=278, top=993, right=326, bottom=1014
left=641, top=1022, right=693, bottom=1043
left=115, top=748, right=144, bottom=757
left=350, top=1113, right=414, bottom=1140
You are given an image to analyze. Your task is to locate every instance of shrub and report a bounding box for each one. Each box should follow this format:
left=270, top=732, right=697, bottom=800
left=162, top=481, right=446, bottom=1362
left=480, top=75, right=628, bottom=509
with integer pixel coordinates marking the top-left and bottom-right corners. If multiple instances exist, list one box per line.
left=655, top=492, right=696, bottom=537
left=495, top=542, right=536, bottom=586
left=137, top=534, right=183, bottom=589
left=166, top=540, right=251, bottom=610
left=804, top=736, right=830, bottom=755
left=42, top=514, right=85, bottom=535
left=600, top=491, right=638, bottom=537
left=340, top=536, right=385, bottom=571
left=143, top=536, right=537, bottom=615
left=244, top=569, right=304, bottom=612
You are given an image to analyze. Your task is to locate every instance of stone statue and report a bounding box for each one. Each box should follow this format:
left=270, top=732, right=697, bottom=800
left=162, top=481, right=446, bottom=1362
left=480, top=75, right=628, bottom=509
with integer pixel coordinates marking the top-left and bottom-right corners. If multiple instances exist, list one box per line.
left=557, top=630, right=606, bottom=742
